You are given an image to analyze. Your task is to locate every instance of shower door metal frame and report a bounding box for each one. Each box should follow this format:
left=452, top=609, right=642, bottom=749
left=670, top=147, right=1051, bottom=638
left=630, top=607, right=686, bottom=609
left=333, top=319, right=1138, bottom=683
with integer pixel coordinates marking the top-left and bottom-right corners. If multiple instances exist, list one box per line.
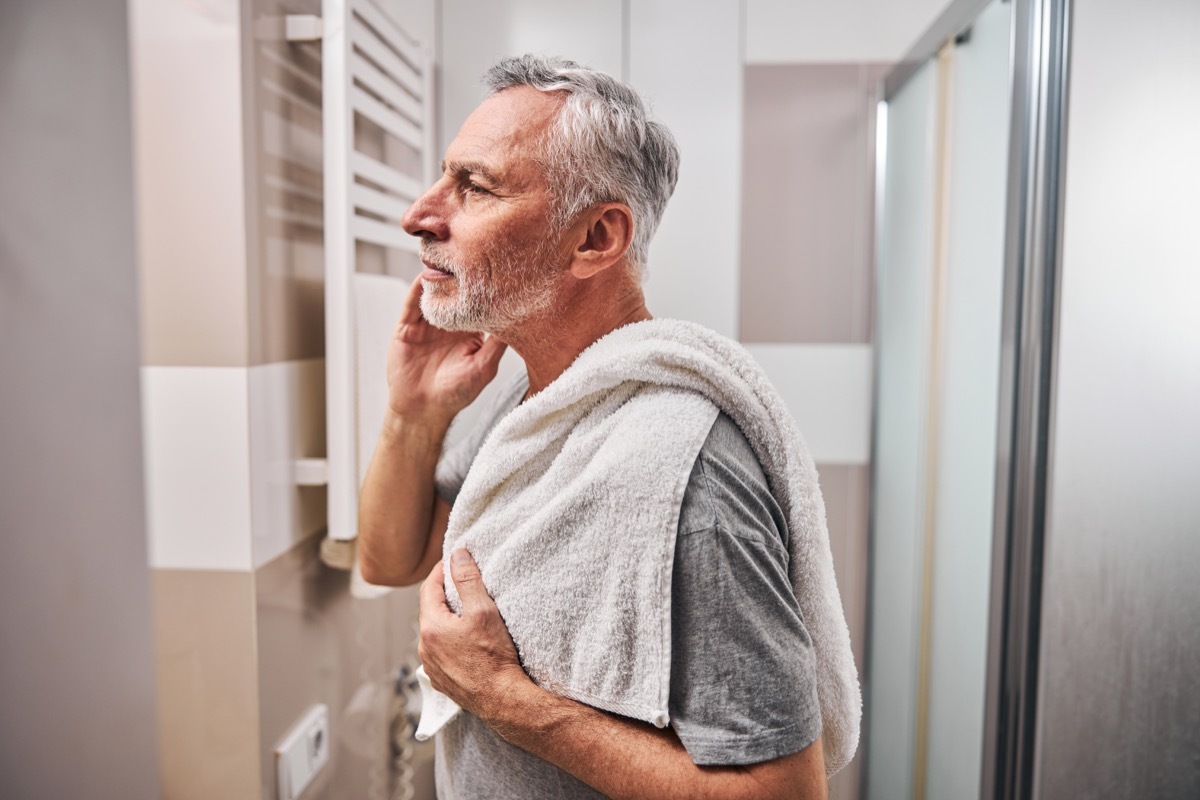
left=980, top=0, right=1071, bottom=798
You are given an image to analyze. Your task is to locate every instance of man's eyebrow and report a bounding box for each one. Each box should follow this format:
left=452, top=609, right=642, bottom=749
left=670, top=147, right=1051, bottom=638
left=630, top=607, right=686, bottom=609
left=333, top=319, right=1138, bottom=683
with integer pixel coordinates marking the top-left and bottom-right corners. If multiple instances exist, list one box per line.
left=442, top=160, right=501, bottom=184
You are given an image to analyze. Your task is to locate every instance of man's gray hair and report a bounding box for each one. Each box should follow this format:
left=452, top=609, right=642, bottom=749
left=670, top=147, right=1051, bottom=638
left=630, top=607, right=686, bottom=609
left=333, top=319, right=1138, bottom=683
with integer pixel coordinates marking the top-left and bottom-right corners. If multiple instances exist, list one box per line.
left=482, top=54, right=680, bottom=276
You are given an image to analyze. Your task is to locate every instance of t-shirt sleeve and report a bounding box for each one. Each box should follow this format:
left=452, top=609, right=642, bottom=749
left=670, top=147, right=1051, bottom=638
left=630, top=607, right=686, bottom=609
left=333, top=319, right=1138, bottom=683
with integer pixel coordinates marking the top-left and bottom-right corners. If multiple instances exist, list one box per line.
left=668, top=412, right=823, bottom=766
left=434, top=372, right=529, bottom=505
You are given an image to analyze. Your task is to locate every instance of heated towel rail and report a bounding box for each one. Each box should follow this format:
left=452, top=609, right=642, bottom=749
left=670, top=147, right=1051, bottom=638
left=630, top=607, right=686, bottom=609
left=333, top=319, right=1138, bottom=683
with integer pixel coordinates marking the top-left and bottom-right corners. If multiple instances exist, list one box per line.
left=288, top=0, right=436, bottom=547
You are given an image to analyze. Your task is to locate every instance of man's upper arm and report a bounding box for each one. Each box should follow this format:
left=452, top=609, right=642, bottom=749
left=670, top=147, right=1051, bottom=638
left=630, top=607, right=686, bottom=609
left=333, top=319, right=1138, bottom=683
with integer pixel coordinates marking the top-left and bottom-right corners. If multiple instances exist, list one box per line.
left=669, top=412, right=823, bottom=768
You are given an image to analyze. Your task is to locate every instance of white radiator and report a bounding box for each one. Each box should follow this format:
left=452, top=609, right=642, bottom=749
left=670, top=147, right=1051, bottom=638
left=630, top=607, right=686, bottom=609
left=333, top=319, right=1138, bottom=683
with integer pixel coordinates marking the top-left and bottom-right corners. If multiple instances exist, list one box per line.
left=289, top=1, right=435, bottom=546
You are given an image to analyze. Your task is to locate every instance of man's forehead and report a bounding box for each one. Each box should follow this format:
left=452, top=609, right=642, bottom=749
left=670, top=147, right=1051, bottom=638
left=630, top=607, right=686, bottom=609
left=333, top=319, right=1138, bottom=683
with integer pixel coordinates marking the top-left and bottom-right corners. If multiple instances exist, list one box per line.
left=441, top=86, right=561, bottom=181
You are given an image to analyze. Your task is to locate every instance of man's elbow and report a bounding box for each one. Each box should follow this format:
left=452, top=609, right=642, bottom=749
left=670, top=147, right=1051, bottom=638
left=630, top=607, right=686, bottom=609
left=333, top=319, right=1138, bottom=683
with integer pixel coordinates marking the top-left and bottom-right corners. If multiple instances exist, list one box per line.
left=358, top=549, right=416, bottom=587
left=721, top=737, right=827, bottom=800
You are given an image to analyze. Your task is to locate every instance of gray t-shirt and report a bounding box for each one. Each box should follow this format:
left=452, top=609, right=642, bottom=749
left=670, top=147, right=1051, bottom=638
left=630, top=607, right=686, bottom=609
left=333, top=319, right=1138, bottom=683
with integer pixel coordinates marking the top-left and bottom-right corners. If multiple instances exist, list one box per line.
left=433, top=374, right=821, bottom=798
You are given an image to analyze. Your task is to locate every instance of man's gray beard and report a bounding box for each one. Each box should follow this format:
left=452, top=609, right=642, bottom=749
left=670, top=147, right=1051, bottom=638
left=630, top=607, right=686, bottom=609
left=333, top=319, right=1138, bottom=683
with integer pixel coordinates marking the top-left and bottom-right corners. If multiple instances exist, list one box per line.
left=419, top=243, right=561, bottom=334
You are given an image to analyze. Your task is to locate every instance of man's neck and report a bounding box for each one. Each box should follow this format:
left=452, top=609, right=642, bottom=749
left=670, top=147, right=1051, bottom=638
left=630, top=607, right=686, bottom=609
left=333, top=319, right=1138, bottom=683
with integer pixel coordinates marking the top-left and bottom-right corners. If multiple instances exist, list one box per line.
left=498, top=277, right=652, bottom=397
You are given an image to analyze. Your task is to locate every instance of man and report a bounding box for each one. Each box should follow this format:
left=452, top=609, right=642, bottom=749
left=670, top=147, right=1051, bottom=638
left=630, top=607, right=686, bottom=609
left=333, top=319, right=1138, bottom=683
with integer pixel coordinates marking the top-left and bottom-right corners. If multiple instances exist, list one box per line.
left=359, top=55, right=853, bottom=799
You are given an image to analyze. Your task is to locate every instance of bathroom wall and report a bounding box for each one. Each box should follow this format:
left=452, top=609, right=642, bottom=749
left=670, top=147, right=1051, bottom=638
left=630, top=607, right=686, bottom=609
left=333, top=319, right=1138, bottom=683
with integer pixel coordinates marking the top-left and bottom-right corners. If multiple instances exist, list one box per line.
left=740, top=58, right=888, bottom=706
left=132, top=0, right=436, bottom=797
left=440, top=0, right=742, bottom=342
left=0, top=1, right=160, bottom=797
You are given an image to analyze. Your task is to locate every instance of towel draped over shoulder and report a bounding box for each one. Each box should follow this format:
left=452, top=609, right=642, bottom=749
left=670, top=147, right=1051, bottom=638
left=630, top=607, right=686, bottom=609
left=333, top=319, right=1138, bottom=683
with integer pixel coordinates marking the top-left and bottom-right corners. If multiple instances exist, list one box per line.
left=416, top=319, right=861, bottom=776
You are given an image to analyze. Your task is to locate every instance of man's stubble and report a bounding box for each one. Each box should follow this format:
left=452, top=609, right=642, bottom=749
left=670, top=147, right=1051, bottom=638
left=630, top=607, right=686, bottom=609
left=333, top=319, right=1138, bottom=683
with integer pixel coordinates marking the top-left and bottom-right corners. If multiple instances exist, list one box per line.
left=419, top=232, right=565, bottom=335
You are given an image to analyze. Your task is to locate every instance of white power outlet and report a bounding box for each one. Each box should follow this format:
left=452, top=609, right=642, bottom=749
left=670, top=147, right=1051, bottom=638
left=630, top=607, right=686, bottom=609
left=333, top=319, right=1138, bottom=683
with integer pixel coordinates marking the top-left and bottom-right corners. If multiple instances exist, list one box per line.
left=275, top=704, right=330, bottom=800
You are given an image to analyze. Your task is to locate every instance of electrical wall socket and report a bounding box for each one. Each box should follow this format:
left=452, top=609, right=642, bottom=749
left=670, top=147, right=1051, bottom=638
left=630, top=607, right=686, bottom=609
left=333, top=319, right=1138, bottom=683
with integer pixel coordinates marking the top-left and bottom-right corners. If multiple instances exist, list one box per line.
left=275, top=704, right=330, bottom=800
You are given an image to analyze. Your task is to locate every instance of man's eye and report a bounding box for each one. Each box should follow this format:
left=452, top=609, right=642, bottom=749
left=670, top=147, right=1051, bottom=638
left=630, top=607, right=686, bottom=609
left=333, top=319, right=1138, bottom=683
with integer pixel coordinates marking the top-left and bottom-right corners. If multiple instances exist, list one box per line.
left=463, top=181, right=491, bottom=196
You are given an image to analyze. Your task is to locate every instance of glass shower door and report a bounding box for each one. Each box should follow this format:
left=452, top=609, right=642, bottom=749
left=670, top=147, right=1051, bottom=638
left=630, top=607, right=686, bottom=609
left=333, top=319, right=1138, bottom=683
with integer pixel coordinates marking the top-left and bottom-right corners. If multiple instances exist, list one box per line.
left=867, top=1, right=1013, bottom=798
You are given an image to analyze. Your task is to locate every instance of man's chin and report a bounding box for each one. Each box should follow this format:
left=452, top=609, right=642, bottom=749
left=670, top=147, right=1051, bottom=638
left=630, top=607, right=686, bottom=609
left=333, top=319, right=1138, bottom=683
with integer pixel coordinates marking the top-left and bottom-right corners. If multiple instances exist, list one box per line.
left=425, top=317, right=486, bottom=333
left=418, top=293, right=485, bottom=333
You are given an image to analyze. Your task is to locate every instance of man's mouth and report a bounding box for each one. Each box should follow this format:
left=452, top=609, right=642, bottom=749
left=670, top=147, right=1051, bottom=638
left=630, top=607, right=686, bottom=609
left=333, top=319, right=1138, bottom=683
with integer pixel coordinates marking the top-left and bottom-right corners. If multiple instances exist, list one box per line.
left=420, top=255, right=456, bottom=282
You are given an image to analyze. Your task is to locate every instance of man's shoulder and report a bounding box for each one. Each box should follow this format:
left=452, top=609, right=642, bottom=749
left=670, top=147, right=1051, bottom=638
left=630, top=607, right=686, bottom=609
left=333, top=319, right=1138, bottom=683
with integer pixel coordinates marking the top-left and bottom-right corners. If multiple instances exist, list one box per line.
left=677, top=412, right=788, bottom=551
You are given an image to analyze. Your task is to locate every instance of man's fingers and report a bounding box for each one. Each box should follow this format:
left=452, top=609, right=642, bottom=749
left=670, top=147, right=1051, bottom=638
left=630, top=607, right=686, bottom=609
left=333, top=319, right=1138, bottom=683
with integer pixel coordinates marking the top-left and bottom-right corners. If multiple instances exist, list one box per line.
left=448, top=548, right=491, bottom=616
left=418, top=560, right=449, bottom=622
left=398, top=275, right=426, bottom=325
left=420, top=551, right=497, bottom=623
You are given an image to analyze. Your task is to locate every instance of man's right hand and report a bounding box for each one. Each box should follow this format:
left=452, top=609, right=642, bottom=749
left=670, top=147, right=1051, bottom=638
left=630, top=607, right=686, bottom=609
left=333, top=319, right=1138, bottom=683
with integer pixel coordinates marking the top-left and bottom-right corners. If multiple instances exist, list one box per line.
left=386, top=278, right=508, bottom=427
left=358, top=278, right=506, bottom=587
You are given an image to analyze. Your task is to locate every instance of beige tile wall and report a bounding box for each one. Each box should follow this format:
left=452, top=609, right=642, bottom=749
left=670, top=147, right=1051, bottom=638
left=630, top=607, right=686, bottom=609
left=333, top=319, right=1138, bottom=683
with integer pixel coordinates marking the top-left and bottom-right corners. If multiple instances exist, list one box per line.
left=132, top=0, right=251, bottom=368
left=256, top=536, right=386, bottom=799
left=740, top=63, right=886, bottom=798
left=815, top=463, right=870, bottom=800
left=154, top=569, right=261, bottom=799
left=817, top=464, right=871, bottom=675
left=134, top=0, right=333, bottom=368
left=254, top=533, right=432, bottom=799
left=740, top=64, right=890, bottom=345
left=244, top=0, right=327, bottom=366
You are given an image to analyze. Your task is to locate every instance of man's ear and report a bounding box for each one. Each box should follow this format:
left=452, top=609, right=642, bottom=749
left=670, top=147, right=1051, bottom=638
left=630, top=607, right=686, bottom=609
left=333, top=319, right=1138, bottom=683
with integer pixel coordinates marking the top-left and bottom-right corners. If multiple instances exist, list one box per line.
left=568, top=203, right=634, bottom=280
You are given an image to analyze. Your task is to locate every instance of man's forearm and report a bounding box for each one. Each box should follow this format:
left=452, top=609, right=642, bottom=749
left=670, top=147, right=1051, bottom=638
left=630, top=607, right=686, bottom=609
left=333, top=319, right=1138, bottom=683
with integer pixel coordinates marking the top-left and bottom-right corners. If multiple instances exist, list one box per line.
left=358, top=411, right=449, bottom=586
left=482, top=678, right=827, bottom=800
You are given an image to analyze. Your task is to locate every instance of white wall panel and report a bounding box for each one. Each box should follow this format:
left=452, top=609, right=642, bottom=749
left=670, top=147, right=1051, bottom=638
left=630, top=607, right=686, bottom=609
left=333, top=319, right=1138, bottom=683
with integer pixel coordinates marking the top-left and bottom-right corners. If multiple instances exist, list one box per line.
left=630, top=0, right=742, bottom=338
left=439, top=1, right=742, bottom=336
left=249, top=359, right=328, bottom=568
left=143, top=367, right=254, bottom=571
left=438, top=0, right=624, bottom=150
left=746, top=345, right=873, bottom=465
left=746, top=0, right=953, bottom=63
left=377, top=0, right=436, bottom=54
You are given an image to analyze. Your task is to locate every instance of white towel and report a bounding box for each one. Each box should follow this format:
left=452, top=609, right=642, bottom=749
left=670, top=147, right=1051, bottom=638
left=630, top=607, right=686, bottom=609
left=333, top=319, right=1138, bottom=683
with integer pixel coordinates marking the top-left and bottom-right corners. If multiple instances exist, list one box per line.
left=416, top=319, right=861, bottom=775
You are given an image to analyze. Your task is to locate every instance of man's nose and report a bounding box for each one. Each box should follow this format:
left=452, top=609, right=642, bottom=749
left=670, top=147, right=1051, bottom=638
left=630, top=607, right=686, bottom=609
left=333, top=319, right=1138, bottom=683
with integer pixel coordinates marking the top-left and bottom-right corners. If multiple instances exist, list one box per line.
left=401, top=182, right=449, bottom=241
